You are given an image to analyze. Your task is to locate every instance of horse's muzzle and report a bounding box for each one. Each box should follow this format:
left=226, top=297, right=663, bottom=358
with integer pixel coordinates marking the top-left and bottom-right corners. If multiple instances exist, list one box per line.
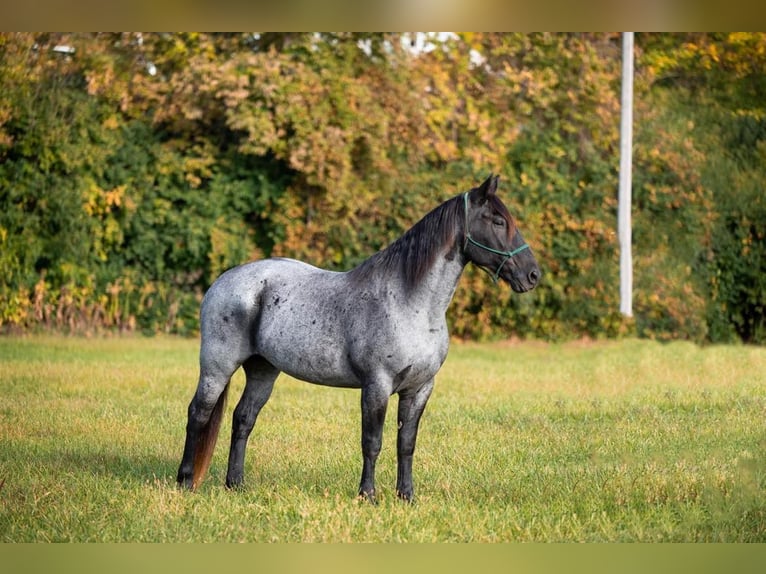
left=506, top=264, right=541, bottom=293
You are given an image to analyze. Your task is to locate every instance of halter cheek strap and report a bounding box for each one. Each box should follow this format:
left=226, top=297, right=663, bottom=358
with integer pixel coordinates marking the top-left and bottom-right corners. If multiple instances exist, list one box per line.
left=463, top=192, right=530, bottom=283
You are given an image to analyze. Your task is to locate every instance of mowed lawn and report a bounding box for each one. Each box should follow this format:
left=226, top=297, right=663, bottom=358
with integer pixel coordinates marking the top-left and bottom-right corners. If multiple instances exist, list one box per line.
left=0, top=335, right=764, bottom=542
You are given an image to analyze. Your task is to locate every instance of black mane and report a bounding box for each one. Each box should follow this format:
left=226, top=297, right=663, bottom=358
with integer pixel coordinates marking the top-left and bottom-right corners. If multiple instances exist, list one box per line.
left=348, top=195, right=464, bottom=293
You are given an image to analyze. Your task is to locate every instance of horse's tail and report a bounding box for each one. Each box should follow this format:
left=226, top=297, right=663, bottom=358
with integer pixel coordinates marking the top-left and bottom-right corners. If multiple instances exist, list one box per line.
left=192, top=383, right=229, bottom=489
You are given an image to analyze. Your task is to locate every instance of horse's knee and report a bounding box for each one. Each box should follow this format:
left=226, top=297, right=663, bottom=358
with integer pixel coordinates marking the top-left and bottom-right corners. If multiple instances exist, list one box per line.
left=186, top=398, right=214, bottom=428
left=189, top=374, right=230, bottom=417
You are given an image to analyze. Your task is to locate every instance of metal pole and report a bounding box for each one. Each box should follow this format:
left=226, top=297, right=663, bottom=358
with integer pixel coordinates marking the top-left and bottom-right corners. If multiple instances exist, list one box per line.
left=619, top=32, right=634, bottom=317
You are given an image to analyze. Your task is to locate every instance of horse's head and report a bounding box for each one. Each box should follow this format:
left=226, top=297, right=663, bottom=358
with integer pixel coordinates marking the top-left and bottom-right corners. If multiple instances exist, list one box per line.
left=462, top=175, right=540, bottom=293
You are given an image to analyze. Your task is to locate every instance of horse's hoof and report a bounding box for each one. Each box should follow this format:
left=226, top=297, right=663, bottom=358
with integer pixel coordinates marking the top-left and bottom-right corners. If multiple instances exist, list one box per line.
left=225, top=477, right=244, bottom=490
left=176, top=471, right=194, bottom=490
left=396, top=490, right=414, bottom=504
left=357, top=491, right=378, bottom=505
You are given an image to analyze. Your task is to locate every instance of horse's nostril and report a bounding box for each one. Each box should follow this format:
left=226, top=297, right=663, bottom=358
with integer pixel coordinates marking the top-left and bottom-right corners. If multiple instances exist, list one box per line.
left=528, top=269, right=540, bottom=284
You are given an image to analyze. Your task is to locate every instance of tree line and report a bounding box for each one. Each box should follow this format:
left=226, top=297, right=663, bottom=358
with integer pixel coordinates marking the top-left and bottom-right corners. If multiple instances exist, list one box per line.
left=1, top=32, right=764, bottom=342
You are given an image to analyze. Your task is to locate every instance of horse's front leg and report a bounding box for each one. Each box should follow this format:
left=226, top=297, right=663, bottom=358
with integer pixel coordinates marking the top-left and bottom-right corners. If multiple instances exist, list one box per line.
left=395, top=378, right=435, bottom=502
left=358, top=383, right=390, bottom=503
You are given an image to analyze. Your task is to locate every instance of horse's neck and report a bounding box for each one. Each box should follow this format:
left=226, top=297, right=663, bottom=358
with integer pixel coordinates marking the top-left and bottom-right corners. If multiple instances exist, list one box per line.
left=406, top=249, right=466, bottom=317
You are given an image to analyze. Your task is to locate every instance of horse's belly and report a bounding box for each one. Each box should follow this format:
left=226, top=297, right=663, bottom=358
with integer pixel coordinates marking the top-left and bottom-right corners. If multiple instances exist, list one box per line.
left=271, top=348, right=361, bottom=389
left=254, top=315, right=361, bottom=388
left=255, top=316, right=447, bottom=391
left=281, top=363, right=360, bottom=388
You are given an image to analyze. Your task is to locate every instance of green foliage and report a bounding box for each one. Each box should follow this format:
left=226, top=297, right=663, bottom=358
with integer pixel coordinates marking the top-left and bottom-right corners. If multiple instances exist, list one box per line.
left=0, top=32, right=763, bottom=342
left=705, top=157, right=766, bottom=344
left=641, top=33, right=766, bottom=344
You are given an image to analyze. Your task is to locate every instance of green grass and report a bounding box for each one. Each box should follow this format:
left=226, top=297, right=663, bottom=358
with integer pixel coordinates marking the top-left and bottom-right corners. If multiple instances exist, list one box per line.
left=0, top=335, right=765, bottom=541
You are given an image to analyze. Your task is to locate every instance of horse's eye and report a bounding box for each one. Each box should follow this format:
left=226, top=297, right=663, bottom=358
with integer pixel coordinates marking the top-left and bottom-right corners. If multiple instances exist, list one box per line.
left=492, top=217, right=505, bottom=227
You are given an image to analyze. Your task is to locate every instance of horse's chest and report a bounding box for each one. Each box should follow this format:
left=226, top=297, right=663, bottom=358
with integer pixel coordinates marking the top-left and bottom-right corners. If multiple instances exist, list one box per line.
left=392, top=354, right=444, bottom=392
left=380, top=324, right=449, bottom=391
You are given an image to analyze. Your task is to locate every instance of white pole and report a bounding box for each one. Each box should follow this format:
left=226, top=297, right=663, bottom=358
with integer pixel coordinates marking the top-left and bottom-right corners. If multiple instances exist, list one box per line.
left=619, top=32, right=634, bottom=317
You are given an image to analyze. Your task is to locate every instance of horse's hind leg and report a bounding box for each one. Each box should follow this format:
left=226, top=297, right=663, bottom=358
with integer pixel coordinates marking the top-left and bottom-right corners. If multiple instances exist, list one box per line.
left=225, top=355, right=279, bottom=489
left=177, top=354, right=241, bottom=490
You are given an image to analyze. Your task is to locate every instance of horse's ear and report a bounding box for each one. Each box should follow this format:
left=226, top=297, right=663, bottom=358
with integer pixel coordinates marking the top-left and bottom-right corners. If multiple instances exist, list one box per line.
left=472, top=174, right=499, bottom=204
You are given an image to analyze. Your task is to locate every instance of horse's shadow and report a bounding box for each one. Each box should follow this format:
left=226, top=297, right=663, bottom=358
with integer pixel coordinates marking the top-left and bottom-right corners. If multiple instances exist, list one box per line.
left=30, top=444, right=362, bottom=496
left=32, top=447, right=179, bottom=487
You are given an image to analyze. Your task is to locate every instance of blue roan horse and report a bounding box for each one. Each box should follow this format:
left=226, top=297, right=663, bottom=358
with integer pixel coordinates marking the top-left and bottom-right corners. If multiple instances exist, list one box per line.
left=177, top=174, right=540, bottom=502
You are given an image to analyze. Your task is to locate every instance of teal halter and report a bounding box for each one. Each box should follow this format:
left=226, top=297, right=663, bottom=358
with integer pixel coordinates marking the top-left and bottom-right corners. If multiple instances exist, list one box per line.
left=463, top=192, right=530, bottom=283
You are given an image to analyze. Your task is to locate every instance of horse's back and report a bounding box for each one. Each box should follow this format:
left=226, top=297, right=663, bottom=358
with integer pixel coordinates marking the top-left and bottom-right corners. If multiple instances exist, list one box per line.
left=199, top=258, right=358, bottom=385
left=203, top=258, right=304, bottom=326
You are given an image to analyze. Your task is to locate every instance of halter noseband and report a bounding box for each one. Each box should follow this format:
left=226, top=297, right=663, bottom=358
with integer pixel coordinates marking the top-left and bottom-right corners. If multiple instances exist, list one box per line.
left=463, top=192, right=530, bottom=283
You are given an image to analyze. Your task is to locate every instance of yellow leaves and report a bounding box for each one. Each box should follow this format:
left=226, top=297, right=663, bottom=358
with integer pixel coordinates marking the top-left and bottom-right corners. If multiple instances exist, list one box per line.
left=741, top=235, right=753, bottom=256
left=85, top=60, right=115, bottom=97
left=105, top=186, right=125, bottom=209
left=182, top=155, right=214, bottom=189
left=708, top=43, right=720, bottom=63
left=84, top=184, right=128, bottom=216
left=233, top=105, right=279, bottom=157
left=102, top=114, right=120, bottom=130
left=431, top=139, right=459, bottom=163
left=83, top=184, right=131, bottom=263
left=651, top=33, right=766, bottom=85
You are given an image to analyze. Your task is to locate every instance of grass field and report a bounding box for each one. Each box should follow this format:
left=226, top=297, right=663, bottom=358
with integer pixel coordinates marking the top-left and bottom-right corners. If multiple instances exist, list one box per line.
left=0, top=334, right=764, bottom=542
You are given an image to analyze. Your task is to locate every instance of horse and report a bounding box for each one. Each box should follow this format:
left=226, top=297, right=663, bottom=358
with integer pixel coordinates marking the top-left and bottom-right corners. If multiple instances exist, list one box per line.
left=176, top=174, right=540, bottom=502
